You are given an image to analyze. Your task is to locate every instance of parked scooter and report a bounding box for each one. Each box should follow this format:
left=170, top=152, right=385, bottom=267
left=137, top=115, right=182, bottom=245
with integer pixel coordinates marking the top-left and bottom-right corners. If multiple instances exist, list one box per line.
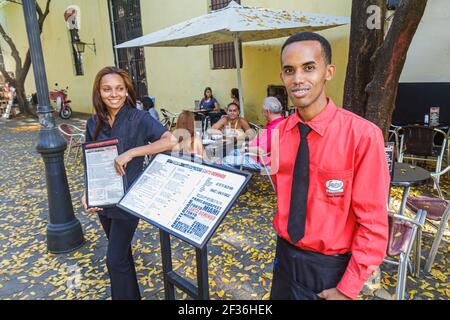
left=50, top=83, right=72, bottom=119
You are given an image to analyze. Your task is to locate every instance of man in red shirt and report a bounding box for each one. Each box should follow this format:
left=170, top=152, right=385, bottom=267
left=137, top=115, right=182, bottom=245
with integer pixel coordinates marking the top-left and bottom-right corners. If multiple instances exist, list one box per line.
left=269, top=32, right=390, bottom=300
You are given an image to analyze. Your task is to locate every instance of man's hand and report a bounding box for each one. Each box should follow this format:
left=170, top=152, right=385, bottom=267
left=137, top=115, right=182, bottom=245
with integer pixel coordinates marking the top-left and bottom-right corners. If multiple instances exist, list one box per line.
left=318, top=288, right=351, bottom=300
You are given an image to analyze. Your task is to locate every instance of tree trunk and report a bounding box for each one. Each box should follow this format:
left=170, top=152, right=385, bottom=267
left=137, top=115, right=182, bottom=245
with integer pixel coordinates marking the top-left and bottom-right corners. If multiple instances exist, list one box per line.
left=344, top=0, right=428, bottom=138
left=0, top=0, right=51, bottom=117
left=16, top=84, right=35, bottom=116
left=343, top=0, right=385, bottom=118
left=365, top=0, right=428, bottom=136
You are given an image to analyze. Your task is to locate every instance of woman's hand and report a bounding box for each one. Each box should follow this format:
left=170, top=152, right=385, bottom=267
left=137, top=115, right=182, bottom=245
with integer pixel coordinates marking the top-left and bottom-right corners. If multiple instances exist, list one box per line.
left=81, top=193, right=103, bottom=213
left=318, top=288, right=351, bottom=300
left=114, top=151, right=133, bottom=176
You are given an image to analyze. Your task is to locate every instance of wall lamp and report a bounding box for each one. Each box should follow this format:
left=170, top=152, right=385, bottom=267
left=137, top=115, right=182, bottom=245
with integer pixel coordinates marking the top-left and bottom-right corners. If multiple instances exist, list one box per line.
left=74, top=39, right=96, bottom=55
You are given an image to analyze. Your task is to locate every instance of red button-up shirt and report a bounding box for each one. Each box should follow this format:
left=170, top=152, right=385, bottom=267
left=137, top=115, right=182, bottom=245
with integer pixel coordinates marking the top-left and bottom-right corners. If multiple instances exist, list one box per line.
left=270, top=99, right=389, bottom=299
left=249, top=116, right=284, bottom=166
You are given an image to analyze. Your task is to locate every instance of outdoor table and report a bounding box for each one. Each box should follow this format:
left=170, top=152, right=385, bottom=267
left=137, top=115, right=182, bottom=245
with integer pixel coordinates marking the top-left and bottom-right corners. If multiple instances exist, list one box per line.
left=192, top=109, right=213, bottom=134
left=192, top=109, right=210, bottom=115
left=408, top=121, right=449, bottom=130
left=203, top=137, right=242, bottom=161
left=390, top=162, right=431, bottom=215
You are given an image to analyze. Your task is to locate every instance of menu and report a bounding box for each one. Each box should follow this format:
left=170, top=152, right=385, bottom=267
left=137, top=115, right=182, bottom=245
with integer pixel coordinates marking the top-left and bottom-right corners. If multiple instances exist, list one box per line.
left=118, top=153, right=250, bottom=248
left=385, top=142, right=395, bottom=178
left=83, top=139, right=125, bottom=208
left=429, top=107, right=440, bottom=127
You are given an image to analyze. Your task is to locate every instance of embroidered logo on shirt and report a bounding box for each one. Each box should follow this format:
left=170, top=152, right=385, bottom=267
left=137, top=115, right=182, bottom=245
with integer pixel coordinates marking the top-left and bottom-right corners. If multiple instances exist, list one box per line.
left=326, top=180, right=344, bottom=195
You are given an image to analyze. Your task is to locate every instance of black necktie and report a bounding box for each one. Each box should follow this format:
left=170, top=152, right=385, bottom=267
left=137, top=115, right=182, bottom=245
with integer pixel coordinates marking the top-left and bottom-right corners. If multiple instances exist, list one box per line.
left=288, top=123, right=311, bottom=244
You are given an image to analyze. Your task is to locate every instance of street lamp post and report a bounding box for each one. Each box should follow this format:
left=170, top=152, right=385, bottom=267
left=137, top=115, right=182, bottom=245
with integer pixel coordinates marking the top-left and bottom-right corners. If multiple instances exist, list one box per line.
left=22, top=0, right=84, bottom=253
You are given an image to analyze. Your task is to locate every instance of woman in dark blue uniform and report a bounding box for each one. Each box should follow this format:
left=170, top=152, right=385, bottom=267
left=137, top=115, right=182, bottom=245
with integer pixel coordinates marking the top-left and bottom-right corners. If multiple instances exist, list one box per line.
left=81, top=66, right=176, bottom=300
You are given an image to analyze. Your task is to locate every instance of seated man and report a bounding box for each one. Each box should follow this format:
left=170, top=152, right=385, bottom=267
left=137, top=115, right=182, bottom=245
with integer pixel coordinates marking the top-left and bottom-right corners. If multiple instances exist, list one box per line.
left=221, top=96, right=284, bottom=170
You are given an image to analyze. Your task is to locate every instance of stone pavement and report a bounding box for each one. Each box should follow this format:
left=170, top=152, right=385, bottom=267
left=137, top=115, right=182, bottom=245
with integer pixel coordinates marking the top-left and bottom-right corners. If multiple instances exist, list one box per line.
left=0, top=113, right=448, bottom=300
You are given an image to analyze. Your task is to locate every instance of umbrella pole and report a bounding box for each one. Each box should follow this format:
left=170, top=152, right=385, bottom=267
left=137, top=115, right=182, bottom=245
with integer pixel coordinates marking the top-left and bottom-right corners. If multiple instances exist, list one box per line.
left=233, top=34, right=245, bottom=117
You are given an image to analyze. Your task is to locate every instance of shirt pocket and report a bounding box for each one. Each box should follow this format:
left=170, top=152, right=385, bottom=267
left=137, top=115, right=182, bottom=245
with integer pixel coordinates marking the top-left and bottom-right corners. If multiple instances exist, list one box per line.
left=316, top=168, right=353, bottom=211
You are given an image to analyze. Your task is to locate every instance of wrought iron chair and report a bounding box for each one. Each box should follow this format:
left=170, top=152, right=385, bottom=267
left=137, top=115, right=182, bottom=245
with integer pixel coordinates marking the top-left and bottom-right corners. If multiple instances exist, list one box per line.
left=398, top=125, right=447, bottom=184
left=388, top=124, right=402, bottom=161
left=58, top=123, right=85, bottom=165
left=406, top=165, right=450, bottom=273
left=249, top=122, right=262, bottom=135
left=160, top=108, right=179, bottom=130
left=383, top=209, right=427, bottom=300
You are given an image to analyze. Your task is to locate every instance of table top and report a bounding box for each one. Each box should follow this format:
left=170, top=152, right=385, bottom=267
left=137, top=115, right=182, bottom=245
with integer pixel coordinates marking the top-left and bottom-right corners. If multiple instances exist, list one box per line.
left=403, top=122, right=449, bottom=131
left=391, top=162, right=431, bottom=187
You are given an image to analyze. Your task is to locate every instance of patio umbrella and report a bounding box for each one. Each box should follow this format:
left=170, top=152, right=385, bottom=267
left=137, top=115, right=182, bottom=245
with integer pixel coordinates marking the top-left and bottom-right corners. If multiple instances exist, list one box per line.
left=116, top=1, right=349, bottom=116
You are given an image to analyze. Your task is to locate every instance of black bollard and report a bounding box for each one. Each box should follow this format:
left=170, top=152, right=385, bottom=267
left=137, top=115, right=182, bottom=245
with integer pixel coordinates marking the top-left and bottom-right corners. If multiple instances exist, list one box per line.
left=22, top=0, right=84, bottom=253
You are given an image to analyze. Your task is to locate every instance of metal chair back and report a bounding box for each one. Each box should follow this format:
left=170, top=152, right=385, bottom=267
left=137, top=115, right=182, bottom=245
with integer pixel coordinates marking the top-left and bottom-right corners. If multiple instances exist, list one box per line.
left=383, top=209, right=427, bottom=300
left=402, top=125, right=435, bottom=157
left=57, top=123, right=85, bottom=165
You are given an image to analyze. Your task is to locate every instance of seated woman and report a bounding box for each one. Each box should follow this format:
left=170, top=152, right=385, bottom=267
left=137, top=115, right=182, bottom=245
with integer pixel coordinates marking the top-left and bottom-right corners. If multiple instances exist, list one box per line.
left=173, top=111, right=207, bottom=160
left=199, top=87, right=220, bottom=111
left=221, top=96, right=284, bottom=170
left=197, top=86, right=224, bottom=127
left=209, top=102, right=252, bottom=139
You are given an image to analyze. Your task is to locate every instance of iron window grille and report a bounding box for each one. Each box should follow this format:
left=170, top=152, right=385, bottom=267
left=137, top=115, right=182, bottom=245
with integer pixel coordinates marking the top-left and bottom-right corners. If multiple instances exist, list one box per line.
left=109, top=0, right=148, bottom=99
left=210, top=0, right=243, bottom=69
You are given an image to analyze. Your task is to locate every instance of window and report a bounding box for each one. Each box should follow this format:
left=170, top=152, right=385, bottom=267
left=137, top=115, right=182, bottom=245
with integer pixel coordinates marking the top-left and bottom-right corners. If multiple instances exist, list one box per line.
left=210, top=0, right=243, bottom=69
left=109, top=0, right=148, bottom=99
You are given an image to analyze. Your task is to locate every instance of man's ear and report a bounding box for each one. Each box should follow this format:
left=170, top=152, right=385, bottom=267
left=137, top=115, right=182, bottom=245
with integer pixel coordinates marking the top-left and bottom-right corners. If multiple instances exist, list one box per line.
left=325, top=64, right=336, bottom=81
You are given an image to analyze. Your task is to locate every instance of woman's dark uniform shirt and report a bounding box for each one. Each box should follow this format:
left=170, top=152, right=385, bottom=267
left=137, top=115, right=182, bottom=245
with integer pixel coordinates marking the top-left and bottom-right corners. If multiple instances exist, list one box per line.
left=85, top=105, right=167, bottom=219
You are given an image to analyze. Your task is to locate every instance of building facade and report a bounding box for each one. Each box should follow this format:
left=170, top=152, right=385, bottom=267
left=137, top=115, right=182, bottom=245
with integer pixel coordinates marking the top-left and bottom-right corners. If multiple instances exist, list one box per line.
left=1, top=0, right=447, bottom=124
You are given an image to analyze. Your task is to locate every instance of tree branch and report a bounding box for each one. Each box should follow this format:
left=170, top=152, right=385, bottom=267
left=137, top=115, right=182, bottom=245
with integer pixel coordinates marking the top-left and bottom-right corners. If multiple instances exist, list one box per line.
left=0, top=22, right=22, bottom=82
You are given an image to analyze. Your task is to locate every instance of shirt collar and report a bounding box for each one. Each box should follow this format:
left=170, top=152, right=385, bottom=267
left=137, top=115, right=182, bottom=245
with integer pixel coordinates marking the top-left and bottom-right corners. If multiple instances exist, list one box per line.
left=285, top=98, right=338, bottom=136
left=108, top=104, right=131, bottom=128
left=267, top=116, right=284, bottom=127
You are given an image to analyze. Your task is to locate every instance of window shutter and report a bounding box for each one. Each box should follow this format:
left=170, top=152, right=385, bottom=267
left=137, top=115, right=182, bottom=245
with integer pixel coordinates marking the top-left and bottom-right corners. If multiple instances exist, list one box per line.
left=210, top=0, right=243, bottom=69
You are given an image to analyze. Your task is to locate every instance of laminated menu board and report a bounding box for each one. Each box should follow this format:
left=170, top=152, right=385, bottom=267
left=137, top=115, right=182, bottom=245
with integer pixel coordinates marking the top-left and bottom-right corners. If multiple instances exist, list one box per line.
left=385, top=142, right=395, bottom=178
left=117, top=153, right=251, bottom=248
left=429, top=107, right=440, bottom=127
left=83, top=138, right=126, bottom=208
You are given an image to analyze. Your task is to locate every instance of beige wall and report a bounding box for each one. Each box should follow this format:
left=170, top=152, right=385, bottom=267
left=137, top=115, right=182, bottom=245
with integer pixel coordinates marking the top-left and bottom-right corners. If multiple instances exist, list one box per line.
left=400, top=0, right=450, bottom=83
left=0, top=0, right=115, bottom=114
left=3, top=1, right=447, bottom=120
left=142, top=0, right=351, bottom=124
left=1, top=0, right=351, bottom=119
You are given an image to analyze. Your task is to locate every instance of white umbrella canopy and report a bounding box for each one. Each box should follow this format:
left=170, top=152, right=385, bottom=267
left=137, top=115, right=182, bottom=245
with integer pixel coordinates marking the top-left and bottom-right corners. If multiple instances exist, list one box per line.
left=116, top=1, right=350, bottom=115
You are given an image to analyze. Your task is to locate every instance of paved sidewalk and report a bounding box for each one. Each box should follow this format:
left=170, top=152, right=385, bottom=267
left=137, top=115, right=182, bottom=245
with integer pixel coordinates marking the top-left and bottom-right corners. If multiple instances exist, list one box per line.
left=0, top=114, right=448, bottom=300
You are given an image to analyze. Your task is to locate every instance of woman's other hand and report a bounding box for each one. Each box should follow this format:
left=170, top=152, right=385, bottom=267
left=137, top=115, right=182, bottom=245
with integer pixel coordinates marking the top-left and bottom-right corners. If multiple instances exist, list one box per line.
left=81, top=193, right=103, bottom=213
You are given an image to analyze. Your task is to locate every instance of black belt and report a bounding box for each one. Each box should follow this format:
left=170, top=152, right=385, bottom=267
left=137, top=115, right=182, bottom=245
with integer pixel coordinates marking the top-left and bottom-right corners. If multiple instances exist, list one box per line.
left=279, top=236, right=351, bottom=258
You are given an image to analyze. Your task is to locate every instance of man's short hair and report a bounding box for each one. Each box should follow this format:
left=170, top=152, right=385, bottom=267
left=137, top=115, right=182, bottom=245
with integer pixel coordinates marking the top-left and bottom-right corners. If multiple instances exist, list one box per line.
left=281, top=32, right=332, bottom=65
left=263, top=96, right=283, bottom=114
